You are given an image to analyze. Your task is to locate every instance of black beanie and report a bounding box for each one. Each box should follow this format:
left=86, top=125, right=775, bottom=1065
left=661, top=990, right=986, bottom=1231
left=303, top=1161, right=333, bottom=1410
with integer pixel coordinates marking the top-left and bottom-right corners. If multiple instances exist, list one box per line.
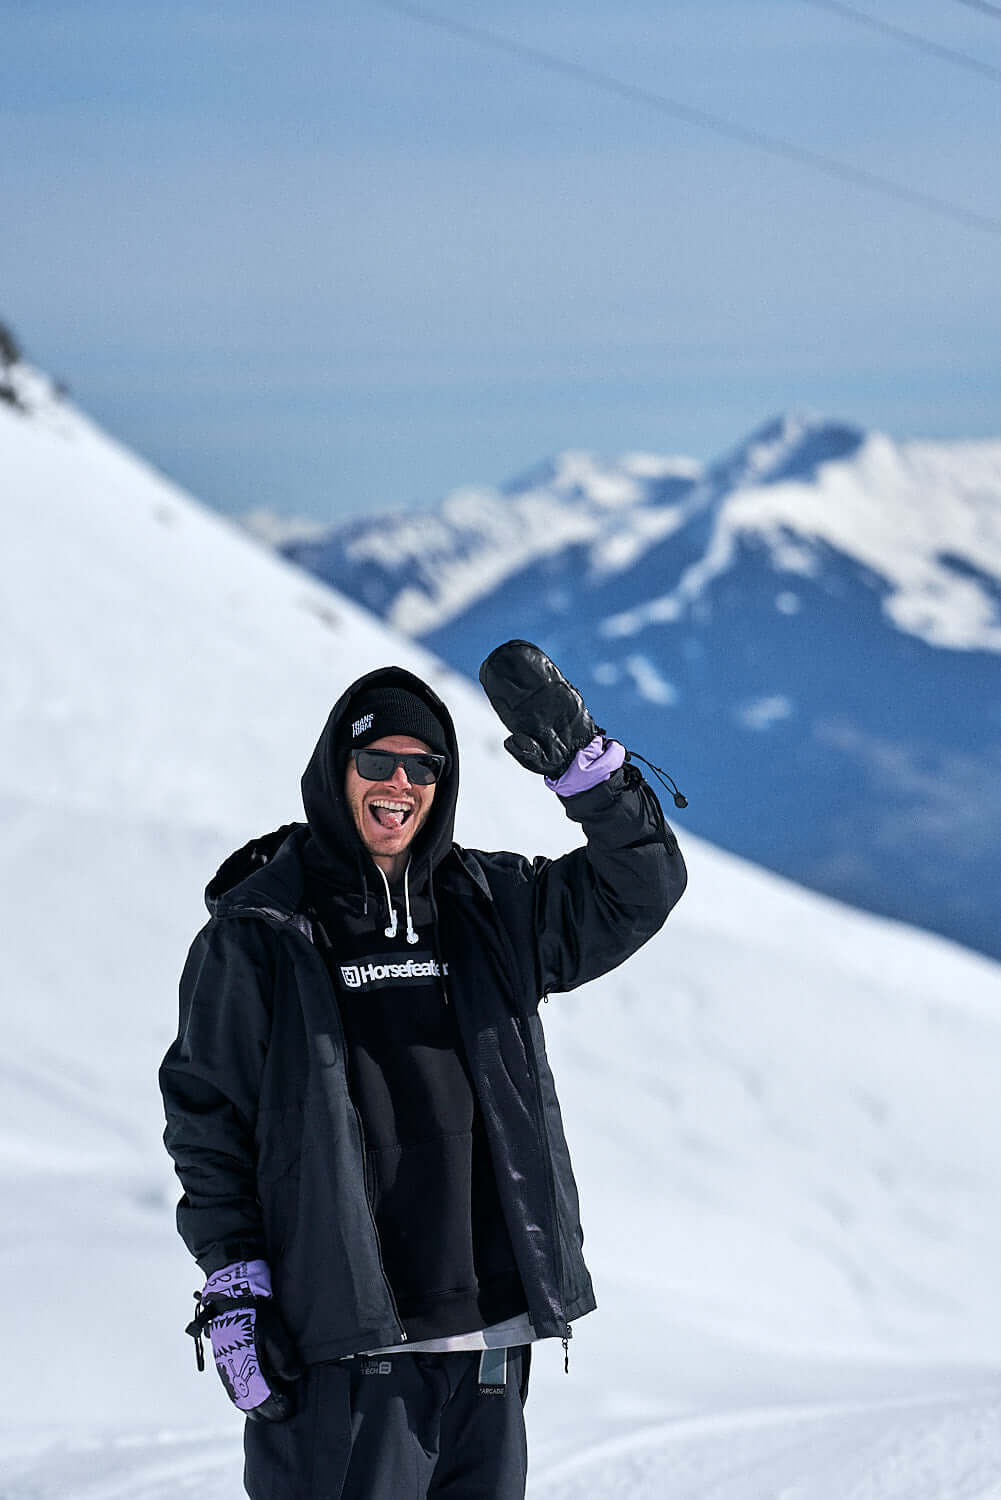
left=346, top=686, right=449, bottom=758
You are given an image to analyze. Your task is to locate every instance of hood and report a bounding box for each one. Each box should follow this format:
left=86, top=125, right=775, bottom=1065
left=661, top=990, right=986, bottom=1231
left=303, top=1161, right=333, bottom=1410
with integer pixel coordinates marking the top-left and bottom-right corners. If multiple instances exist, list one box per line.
left=204, top=822, right=309, bottom=919
left=300, top=664, right=460, bottom=890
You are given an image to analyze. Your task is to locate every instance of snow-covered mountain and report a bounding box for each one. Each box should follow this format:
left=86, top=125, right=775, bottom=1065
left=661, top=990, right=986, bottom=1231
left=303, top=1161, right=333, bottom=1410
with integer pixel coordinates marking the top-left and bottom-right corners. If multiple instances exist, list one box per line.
left=4, top=357, right=1001, bottom=1498
left=255, top=414, right=1001, bottom=961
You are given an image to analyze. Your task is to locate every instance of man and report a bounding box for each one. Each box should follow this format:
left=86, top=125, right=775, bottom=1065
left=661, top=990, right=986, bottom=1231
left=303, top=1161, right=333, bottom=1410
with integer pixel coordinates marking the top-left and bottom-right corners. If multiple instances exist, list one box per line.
left=160, top=641, right=687, bottom=1500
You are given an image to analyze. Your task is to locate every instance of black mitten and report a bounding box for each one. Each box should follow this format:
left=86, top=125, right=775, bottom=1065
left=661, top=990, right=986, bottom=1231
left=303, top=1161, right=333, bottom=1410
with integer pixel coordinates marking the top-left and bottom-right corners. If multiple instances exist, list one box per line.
left=478, top=640, right=600, bottom=779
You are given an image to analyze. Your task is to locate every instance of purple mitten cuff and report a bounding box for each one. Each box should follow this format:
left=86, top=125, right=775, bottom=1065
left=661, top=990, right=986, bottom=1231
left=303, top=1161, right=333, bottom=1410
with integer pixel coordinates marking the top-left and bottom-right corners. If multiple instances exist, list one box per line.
left=545, top=736, right=626, bottom=797
left=204, top=1259, right=272, bottom=1300
left=203, top=1259, right=274, bottom=1412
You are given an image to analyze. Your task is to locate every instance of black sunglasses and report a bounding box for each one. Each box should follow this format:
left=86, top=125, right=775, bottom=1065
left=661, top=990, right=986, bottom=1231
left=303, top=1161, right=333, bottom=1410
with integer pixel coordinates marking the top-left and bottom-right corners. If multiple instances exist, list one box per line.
left=351, top=748, right=447, bottom=786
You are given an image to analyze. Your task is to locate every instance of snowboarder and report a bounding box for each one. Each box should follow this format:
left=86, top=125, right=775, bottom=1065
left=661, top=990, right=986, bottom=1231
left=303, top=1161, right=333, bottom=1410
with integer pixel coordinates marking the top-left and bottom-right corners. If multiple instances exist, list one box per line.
left=160, top=640, right=687, bottom=1500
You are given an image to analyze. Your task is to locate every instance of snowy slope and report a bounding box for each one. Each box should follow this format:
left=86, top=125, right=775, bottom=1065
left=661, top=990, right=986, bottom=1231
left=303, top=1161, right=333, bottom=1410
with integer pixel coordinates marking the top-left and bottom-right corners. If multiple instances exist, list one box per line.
left=258, top=414, right=1001, bottom=962
left=3, top=367, right=1001, bottom=1498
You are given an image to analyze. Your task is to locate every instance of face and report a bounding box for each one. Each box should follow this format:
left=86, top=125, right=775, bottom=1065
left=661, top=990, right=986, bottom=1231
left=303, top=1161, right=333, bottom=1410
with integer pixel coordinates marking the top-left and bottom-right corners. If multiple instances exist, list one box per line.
left=344, top=734, right=438, bottom=877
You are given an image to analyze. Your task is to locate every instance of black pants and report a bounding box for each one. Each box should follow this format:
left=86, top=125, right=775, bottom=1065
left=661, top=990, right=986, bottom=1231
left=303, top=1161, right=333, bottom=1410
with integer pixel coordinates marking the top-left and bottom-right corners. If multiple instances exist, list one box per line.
left=244, top=1346, right=531, bottom=1500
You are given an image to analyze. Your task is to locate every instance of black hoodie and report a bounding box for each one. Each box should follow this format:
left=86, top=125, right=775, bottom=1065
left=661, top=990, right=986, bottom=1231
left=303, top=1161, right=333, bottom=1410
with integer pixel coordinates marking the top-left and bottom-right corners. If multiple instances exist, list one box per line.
left=161, top=666, right=687, bottom=1363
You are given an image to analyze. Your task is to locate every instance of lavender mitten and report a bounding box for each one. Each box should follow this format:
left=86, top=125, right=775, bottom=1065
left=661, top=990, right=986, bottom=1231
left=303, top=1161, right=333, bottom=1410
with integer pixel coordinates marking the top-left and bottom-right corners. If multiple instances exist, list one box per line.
left=546, top=736, right=626, bottom=797
left=187, top=1259, right=301, bottom=1422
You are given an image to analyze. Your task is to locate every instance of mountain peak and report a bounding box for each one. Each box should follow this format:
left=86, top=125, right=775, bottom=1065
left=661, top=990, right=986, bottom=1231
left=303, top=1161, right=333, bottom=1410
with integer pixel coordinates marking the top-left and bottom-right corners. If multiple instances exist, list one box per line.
left=500, top=446, right=702, bottom=508
left=708, top=412, right=867, bottom=495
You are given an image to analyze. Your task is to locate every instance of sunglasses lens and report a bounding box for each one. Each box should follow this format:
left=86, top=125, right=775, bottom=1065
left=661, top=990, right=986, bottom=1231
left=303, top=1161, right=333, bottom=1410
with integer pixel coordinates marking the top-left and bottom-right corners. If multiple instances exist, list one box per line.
left=355, top=750, right=445, bottom=785
left=402, top=756, right=441, bottom=792
left=355, top=750, right=391, bottom=781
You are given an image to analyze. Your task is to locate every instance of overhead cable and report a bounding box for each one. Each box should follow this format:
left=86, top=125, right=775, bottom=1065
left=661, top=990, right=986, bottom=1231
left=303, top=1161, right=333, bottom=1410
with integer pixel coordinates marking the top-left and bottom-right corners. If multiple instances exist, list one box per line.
left=800, top=0, right=1001, bottom=83
left=371, top=0, right=1001, bottom=236
left=952, top=0, right=1001, bottom=18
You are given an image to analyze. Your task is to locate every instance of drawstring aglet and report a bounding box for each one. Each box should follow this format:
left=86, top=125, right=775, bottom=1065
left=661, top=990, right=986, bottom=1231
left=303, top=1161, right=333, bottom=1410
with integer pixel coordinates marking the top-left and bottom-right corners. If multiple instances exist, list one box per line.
left=186, top=1290, right=206, bottom=1372
left=626, top=749, right=688, bottom=809
left=404, top=863, right=419, bottom=944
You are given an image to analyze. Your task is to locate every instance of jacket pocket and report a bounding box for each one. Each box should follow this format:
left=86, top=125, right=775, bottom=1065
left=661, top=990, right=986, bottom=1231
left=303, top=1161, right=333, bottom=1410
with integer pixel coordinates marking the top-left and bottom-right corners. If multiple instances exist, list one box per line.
left=256, top=1103, right=305, bottom=1182
left=256, top=1105, right=304, bottom=1263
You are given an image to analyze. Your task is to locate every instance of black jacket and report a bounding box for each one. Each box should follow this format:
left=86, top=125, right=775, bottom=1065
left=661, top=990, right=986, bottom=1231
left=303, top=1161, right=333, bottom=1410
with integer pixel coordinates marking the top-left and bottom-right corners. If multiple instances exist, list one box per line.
left=160, top=667, right=687, bottom=1364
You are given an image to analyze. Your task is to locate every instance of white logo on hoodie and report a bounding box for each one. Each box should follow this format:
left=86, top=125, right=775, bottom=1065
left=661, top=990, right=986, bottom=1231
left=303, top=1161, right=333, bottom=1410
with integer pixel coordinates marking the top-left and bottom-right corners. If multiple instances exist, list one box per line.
left=340, top=958, right=448, bottom=989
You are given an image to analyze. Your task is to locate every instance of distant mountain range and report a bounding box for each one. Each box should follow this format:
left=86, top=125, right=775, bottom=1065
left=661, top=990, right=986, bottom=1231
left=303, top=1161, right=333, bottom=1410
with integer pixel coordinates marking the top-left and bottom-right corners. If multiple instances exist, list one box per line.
left=248, top=413, right=1001, bottom=960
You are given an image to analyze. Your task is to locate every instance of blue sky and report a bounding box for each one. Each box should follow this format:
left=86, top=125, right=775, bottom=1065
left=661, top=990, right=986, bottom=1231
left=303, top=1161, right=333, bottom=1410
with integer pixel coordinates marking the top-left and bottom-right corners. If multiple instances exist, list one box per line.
left=3, top=0, right=1000, bottom=520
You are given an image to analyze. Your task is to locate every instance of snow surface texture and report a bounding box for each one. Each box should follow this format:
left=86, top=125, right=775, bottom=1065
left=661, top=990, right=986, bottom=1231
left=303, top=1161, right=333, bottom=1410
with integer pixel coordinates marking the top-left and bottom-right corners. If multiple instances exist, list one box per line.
left=263, top=413, right=1001, bottom=962
left=4, top=370, right=1001, bottom=1496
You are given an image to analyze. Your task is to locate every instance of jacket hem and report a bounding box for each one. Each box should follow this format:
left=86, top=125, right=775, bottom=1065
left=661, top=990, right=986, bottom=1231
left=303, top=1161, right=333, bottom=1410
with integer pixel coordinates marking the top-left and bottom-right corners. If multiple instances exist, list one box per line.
left=298, top=1326, right=405, bottom=1365
left=564, top=1288, right=598, bottom=1323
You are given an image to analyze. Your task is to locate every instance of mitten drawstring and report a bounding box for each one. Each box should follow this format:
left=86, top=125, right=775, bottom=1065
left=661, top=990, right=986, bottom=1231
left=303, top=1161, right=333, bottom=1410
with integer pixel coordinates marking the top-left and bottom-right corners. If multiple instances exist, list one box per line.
left=625, top=749, right=688, bottom=808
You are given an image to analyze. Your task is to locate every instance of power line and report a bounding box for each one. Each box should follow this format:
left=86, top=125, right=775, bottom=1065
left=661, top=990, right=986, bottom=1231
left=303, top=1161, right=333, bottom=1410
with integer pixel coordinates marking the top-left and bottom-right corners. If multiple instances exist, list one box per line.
left=951, top=0, right=1001, bottom=18
left=371, top=0, right=1001, bottom=236
left=800, top=0, right=1001, bottom=83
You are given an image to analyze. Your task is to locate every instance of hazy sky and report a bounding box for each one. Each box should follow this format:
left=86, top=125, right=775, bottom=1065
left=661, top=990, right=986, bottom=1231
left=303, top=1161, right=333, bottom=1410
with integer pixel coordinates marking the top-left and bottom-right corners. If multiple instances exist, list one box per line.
left=3, top=0, right=1000, bottom=521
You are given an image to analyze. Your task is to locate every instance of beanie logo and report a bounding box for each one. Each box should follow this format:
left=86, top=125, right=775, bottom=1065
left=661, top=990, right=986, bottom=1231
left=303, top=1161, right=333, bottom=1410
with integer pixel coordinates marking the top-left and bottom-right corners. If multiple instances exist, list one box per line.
left=351, top=712, right=375, bottom=739
left=341, top=965, right=361, bottom=988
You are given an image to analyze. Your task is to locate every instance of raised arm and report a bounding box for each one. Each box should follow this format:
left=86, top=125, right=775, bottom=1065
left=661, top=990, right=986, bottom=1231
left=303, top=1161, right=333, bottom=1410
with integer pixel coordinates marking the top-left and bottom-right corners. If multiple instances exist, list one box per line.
left=532, top=757, right=686, bottom=994
left=478, top=640, right=687, bottom=996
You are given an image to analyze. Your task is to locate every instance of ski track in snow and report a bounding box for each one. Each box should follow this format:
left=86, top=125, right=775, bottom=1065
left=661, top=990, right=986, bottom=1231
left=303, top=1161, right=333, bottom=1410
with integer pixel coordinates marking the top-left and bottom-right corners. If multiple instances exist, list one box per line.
left=7, top=1392, right=1001, bottom=1499
left=0, top=1428, right=243, bottom=1500
left=533, top=1390, right=1001, bottom=1499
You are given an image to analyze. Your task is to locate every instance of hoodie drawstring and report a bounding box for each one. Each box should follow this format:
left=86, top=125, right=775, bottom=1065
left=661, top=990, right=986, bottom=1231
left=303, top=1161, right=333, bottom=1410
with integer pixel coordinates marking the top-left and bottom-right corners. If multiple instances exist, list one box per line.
left=374, top=861, right=419, bottom=944
left=375, top=863, right=398, bottom=939
left=403, top=864, right=418, bottom=945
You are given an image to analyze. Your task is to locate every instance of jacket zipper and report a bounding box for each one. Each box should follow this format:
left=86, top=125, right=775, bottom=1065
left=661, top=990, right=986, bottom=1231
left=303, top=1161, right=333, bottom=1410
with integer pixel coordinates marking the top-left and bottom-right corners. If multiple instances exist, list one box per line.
left=290, top=922, right=408, bottom=1345
left=348, top=1095, right=408, bottom=1344
left=518, top=1008, right=573, bottom=1362
left=482, top=903, right=574, bottom=1363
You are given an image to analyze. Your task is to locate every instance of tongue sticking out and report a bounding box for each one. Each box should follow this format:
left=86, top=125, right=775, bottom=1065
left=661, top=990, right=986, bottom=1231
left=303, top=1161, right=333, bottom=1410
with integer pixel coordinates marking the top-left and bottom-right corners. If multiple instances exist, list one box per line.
left=372, top=805, right=408, bottom=830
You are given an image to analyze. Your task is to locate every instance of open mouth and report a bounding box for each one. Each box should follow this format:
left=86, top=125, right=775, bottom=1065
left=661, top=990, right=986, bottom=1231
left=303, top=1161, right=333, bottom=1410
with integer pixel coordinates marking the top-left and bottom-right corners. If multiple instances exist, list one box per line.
left=368, top=798, right=414, bottom=831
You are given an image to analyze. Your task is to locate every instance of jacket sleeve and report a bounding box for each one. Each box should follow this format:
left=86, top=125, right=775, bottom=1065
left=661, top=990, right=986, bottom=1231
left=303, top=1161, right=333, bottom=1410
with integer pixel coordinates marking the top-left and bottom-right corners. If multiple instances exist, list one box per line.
left=159, top=916, right=275, bottom=1274
left=531, top=762, right=687, bottom=996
